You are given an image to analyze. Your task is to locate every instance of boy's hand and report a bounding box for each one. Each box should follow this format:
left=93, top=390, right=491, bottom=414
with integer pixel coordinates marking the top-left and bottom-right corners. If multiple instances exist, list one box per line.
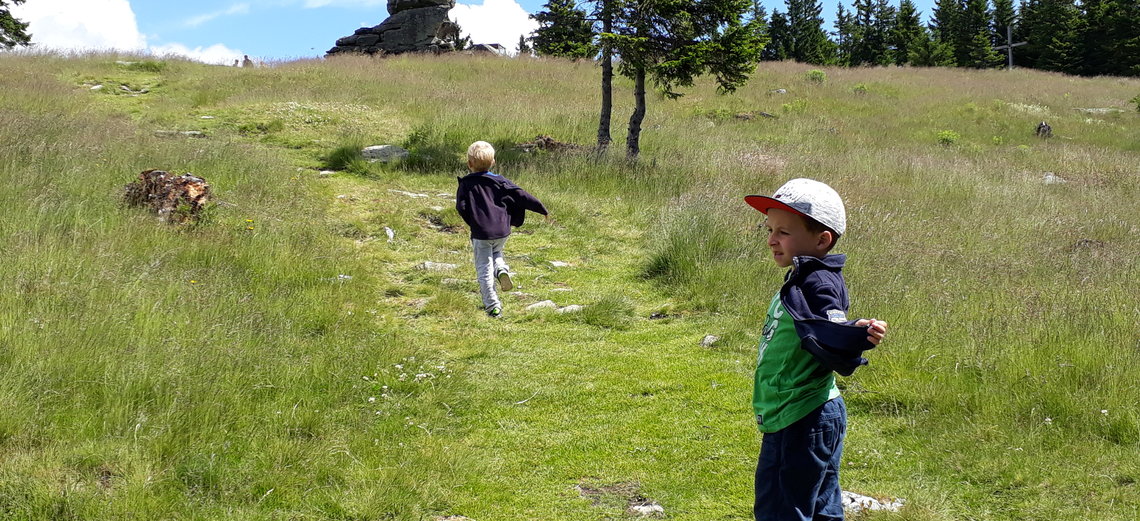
left=854, top=318, right=888, bottom=345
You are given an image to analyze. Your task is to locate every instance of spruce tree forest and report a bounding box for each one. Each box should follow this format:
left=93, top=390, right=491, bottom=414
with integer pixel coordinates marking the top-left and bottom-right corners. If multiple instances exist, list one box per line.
left=530, top=0, right=1140, bottom=77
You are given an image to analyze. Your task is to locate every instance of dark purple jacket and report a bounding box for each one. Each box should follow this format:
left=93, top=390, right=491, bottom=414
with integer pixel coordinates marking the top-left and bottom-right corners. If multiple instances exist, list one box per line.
left=780, top=254, right=878, bottom=376
left=456, top=171, right=548, bottom=240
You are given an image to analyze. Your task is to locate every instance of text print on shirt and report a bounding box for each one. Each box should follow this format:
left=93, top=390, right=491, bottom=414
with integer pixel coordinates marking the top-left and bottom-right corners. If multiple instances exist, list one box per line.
left=757, top=301, right=784, bottom=365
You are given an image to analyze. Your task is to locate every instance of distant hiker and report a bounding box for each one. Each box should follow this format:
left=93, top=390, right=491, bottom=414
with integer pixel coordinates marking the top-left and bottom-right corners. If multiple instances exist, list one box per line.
left=743, top=179, right=888, bottom=520
left=241, top=55, right=254, bottom=68
left=232, top=59, right=239, bottom=67
left=456, top=141, right=550, bottom=318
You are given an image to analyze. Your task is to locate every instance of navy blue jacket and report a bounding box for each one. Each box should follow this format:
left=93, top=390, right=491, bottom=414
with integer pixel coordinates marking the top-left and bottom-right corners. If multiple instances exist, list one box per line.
left=456, top=171, right=548, bottom=240
left=780, top=254, right=877, bottom=376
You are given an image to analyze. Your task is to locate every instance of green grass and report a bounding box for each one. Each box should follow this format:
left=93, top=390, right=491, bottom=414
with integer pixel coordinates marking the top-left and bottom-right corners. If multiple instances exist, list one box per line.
left=0, top=51, right=1138, bottom=520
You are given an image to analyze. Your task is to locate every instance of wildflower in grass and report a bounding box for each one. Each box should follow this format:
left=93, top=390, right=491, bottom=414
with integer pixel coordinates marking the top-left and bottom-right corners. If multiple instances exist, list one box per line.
left=368, top=397, right=376, bottom=402
left=1044, top=417, right=1053, bottom=425
left=190, top=280, right=198, bottom=284
left=1101, top=409, right=1108, bottom=415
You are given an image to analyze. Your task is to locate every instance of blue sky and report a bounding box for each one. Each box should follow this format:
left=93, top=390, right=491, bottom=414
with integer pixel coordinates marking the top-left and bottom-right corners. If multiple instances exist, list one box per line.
left=10, top=0, right=939, bottom=65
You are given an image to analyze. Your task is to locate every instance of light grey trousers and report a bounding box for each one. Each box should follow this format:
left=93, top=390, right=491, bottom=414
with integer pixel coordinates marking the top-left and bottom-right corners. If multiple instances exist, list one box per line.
left=471, top=237, right=510, bottom=310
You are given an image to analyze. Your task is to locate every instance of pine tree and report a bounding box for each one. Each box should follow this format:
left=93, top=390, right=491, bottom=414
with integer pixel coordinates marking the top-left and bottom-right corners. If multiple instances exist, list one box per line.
left=869, top=0, right=897, bottom=65
left=1114, top=0, right=1140, bottom=76
left=785, top=0, right=834, bottom=64
left=0, top=0, right=31, bottom=49
left=1020, top=0, right=1081, bottom=73
left=763, top=10, right=792, bottom=61
left=1079, top=0, right=1140, bottom=77
left=608, top=0, right=766, bottom=157
left=850, top=0, right=874, bottom=65
left=930, top=0, right=963, bottom=63
left=990, top=0, right=1016, bottom=49
left=958, top=0, right=1000, bottom=68
left=595, top=0, right=616, bottom=150
left=531, top=0, right=598, bottom=59
left=891, top=0, right=925, bottom=65
left=908, top=27, right=956, bottom=66
left=834, top=2, right=856, bottom=66
left=518, top=35, right=532, bottom=55
left=1013, top=0, right=1039, bottom=67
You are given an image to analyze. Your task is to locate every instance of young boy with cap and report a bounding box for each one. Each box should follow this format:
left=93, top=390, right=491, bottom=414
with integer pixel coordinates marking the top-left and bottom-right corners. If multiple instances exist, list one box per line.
left=744, top=178, right=888, bottom=521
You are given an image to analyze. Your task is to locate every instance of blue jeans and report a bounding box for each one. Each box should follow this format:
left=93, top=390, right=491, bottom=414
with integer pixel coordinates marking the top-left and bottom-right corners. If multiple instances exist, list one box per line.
left=754, top=397, right=846, bottom=521
left=471, top=237, right=509, bottom=310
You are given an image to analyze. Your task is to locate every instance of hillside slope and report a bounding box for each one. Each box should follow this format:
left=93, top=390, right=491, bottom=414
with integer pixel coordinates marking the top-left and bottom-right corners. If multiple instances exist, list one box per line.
left=1, top=52, right=1138, bottom=520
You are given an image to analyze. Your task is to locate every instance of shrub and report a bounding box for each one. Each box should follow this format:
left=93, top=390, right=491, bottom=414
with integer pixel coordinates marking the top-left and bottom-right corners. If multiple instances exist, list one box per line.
left=806, top=69, right=826, bottom=84
left=937, top=130, right=960, bottom=146
left=781, top=99, right=809, bottom=114
left=322, top=143, right=369, bottom=174
left=851, top=83, right=869, bottom=95
left=1132, top=94, right=1140, bottom=112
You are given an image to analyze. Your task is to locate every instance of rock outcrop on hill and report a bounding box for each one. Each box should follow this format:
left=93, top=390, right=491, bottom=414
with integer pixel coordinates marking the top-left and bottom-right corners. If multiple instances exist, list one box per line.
left=326, top=0, right=457, bottom=56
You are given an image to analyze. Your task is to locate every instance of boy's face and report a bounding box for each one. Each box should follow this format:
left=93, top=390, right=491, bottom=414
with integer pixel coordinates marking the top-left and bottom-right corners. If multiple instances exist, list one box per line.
left=763, top=208, right=831, bottom=268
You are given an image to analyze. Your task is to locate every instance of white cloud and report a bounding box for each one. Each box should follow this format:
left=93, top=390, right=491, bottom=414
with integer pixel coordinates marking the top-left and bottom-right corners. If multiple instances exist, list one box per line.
left=450, top=0, right=538, bottom=53
left=9, top=0, right=244, bottom=65
left=184, top=3, right=251, bottom=28
left=11, top=0, right=146, bottom=52
left=149, top=43, right=245, bottom=66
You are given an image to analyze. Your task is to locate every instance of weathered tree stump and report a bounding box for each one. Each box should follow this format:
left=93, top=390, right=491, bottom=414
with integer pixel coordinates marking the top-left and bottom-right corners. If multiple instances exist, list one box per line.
left=123, top=169, right=212, bottom=223
left=516, top=134, right=584, bottom=153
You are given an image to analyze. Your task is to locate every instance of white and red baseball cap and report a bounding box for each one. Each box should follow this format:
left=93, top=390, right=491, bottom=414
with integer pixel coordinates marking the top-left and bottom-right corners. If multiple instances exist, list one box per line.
left=745, top=178, right=846, bottom=235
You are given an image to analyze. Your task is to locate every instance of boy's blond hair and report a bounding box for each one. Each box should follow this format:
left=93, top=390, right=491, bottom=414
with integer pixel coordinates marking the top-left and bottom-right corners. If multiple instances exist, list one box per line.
left=467, top=141, right=495, bottom=171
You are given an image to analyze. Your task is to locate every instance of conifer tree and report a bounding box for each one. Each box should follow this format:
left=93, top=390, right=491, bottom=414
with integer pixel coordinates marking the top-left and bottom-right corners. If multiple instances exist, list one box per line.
left=908, top=27, right=956, bottom=66
left=763, top=9, right=792, bottom=61
left=1013, top=0, right=1039, bottom=66
left=531, top=0, right=598, bottom=59
left=1020, top=0, right=1081, bottom=73
left=608, top=0, right=765, bottom=157
left=990, top=0, right=1016, bottom=48
left=785, top=0, right=835, bottom=64
left=0, top=0, right=30, bottom=49
left=595, top=0, right=615, bottom=150
left=518, top=34, right=532, bottom=55
left=958, top=0, right=1000, bottom=67
left=850, top=0, right=874, bottom=65
left=869, top=0, right=897, bottom=65
left=930, top=0, right=963, bottom=62
left=834, top=2, right=856, bottom=65
left=1079, top=0, right=1140, bottom=77
left=891, top=0, right=925, bottom=65
left=1114, top=0, right=1140, bottom=76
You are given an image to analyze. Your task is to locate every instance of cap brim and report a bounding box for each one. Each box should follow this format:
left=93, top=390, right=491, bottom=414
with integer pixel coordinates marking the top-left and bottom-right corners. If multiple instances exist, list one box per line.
left=744, top=195, right=808, bottom=218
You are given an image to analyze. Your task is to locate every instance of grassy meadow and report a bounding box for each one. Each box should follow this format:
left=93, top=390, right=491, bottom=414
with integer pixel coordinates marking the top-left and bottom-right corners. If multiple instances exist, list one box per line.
left=0, top=51, right=1138, bottom=520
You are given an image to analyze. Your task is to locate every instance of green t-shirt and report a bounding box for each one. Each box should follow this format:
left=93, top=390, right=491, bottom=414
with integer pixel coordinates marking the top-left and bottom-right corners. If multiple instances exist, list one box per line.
left=753, top=293, right=841, bottom=433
